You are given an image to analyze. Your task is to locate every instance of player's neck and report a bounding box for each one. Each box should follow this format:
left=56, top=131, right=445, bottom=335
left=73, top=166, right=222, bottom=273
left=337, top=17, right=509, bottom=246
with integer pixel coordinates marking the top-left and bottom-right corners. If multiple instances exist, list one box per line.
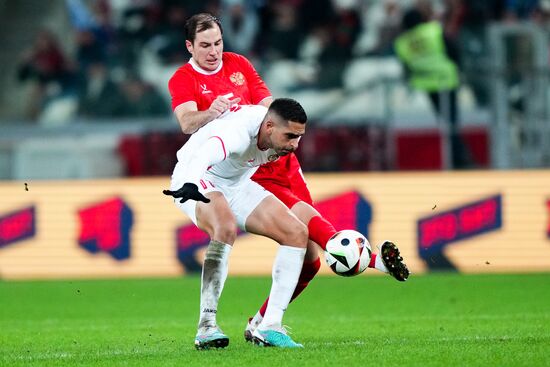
left=189, top=57, right=223, bottom=75
left=257, top=123, right=270, bottom=151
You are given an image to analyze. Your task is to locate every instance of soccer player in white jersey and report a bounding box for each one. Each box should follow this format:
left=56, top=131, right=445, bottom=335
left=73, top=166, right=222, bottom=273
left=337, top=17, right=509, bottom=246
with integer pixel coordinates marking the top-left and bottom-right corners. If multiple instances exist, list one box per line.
left=164, top=98, right=309, bottom=349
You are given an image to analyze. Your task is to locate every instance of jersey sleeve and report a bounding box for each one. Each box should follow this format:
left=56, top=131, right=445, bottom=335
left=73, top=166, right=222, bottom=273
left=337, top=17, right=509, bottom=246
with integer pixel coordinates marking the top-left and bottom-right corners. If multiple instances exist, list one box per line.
left=168, top=69, right=197, bottom=111
left=236, top=54, right=271, bottom=105
left=184, top=137, right=227, bottom=184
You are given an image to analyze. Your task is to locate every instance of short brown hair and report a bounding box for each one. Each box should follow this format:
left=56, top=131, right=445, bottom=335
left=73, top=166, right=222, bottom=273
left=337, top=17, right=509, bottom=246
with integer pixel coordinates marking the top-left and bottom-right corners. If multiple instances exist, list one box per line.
left=185, top=13, right=223, bottom=43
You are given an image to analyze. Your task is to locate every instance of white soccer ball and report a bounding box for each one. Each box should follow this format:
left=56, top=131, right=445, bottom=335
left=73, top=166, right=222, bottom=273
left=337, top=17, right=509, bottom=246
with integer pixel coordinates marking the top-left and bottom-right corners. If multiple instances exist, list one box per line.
left=324, top=230, right=371, bottom=277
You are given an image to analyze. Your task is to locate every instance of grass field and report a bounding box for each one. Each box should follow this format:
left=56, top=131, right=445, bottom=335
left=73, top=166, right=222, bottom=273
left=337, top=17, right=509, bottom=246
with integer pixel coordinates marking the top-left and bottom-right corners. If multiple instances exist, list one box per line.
left=1, top=273, right=549, bottom=367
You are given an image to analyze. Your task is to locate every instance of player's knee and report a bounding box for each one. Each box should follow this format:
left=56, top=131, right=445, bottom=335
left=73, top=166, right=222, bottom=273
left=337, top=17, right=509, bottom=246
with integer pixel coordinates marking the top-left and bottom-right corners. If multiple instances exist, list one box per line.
left=212, top=221, right=237, bottom=244
left=282, top=219, right=308, bottom=247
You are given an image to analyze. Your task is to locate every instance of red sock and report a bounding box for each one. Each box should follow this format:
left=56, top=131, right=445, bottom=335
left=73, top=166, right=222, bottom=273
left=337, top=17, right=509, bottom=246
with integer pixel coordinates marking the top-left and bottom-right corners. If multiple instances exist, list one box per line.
left=368, top=253, right=377, bottom=268
left=259, top=297, right=269, bottom=318
left=290, top=257, right=321, bottom=302
left=259, top=257, right=321, bottom=317
left=307, top=215, right=337, bottom=250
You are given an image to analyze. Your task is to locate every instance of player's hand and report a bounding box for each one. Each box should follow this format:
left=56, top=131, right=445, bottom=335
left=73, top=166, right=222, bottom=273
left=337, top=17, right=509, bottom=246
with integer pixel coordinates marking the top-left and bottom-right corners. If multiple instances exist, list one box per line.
left=208, top=95, right=241, bottom=117
left=163, top=183, right=210, bottom=204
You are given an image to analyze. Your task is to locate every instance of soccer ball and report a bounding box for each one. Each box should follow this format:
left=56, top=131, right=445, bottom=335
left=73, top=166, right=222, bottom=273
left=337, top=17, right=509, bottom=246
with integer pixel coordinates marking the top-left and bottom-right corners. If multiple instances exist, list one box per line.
left=324, top=230, right=372, bottom=277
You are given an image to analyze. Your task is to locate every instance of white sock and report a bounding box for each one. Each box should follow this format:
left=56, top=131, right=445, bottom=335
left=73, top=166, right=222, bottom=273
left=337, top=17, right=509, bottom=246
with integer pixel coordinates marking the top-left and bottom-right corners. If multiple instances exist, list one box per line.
left=197, top=240, right=232, bottom=331
left=374, top=253, right=389, bottom=273
left=250, top=311, right=263, bottom=328
left=258, top=245, right=306, bottom=330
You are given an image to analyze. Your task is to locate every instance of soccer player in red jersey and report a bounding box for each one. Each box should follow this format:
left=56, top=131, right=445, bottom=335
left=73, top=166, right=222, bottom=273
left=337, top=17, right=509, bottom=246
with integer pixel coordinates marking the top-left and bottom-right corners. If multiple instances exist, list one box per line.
left=168, top=13, right=409, bottom=347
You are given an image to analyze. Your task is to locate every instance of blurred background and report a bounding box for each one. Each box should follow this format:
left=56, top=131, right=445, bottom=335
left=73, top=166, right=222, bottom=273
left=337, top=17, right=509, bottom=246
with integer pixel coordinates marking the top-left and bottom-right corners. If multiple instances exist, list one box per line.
left=0, top=0, right=549, bottom=180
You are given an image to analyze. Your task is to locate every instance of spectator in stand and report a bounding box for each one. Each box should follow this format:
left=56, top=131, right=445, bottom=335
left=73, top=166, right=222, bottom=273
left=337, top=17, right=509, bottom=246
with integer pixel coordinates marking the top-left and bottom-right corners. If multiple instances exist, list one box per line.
left=149, top=3, right=190, bottom=65
left=220, top=0, right=259, bottom=56
left=17, top=29, right=76, bottom=120
left=457, top=0, right=506, bottom=107
left=531, top=1, right=550, bottom=24
left=300, top=1, right=362, bottom=89
left=394, top=7, right=472, bottom=169
left=117, top=0, right=163, bottom=71
left=78, top=61, right=125, bottom=118
left=371, top=0, right=403, bottom=56
left=504, top=0, right=540, bottom=20
left=262, top=2, right=303, bottom=60
left=118, top=74, right=169, bottom=117
left=299, top=0, right=335, bottom=33
left=442, top=0, right=466, bottom=40
left=415, top=0, right=436, bottom=22
left=65, top=0, right=117, bottom=71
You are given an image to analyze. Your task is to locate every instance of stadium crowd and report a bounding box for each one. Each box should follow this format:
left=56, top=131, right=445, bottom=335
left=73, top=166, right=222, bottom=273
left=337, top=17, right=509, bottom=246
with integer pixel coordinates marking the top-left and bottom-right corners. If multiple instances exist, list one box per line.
left=15, top=0, right=550, bottom=122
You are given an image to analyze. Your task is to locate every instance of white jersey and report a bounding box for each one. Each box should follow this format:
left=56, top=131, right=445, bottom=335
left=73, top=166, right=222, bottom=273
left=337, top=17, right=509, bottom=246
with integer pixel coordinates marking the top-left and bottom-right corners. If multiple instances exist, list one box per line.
left=173, top=105, right=279, bottom=187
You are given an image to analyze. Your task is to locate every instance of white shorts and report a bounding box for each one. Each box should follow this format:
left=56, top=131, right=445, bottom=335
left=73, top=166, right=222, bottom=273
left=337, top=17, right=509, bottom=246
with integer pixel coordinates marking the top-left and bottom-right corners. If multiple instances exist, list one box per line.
left=171, top=170, right=272, bottom=229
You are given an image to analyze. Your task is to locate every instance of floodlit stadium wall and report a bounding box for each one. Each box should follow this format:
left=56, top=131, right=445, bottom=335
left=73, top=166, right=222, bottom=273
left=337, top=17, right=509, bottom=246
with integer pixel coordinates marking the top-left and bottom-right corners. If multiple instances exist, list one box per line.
left=1, top=170, right=549, bottom=280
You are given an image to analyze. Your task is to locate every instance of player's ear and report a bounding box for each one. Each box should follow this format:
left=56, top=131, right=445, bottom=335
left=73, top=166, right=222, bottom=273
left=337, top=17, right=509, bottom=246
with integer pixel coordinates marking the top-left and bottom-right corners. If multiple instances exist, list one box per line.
left=185, top=40, right=193, bottom=53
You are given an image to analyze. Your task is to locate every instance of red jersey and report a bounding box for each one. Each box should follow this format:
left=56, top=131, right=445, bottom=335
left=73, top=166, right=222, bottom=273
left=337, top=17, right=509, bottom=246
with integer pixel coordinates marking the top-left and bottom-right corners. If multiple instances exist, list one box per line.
left=168, top=52, right=312, bottom=206
left=168, top=52, right=271, bottom=111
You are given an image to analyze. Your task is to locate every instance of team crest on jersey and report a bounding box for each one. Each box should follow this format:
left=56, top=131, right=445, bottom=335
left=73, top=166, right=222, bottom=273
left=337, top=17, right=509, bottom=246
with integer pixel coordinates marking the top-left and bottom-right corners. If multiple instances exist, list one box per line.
left=230, top=72, right=245, bottom=86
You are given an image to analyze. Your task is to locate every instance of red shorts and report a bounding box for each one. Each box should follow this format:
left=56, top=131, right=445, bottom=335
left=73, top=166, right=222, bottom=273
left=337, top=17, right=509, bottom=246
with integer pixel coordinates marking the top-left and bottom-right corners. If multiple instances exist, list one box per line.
left=252, top=154, right=313, bottom=208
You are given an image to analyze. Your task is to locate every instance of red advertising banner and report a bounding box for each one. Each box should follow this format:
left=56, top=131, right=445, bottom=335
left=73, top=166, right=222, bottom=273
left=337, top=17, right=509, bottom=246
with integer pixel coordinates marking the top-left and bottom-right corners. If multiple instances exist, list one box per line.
left=0, top=171, right=549, bottom=279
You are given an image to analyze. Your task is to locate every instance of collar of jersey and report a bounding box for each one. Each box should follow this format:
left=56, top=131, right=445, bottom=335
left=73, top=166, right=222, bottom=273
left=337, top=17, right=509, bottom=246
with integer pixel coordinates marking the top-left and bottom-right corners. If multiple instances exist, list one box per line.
left=189, top=57, right=223, bottom=75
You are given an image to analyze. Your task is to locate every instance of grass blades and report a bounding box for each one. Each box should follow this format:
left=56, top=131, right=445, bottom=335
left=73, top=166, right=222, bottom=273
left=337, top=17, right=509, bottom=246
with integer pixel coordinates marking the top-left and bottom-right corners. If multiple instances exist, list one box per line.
left=1, top=273, right=549, bottom=367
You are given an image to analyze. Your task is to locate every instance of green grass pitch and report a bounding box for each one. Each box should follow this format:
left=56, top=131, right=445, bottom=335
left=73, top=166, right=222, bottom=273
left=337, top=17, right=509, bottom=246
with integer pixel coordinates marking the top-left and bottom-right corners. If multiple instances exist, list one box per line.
left=1, top=273, right=549, bottom=367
